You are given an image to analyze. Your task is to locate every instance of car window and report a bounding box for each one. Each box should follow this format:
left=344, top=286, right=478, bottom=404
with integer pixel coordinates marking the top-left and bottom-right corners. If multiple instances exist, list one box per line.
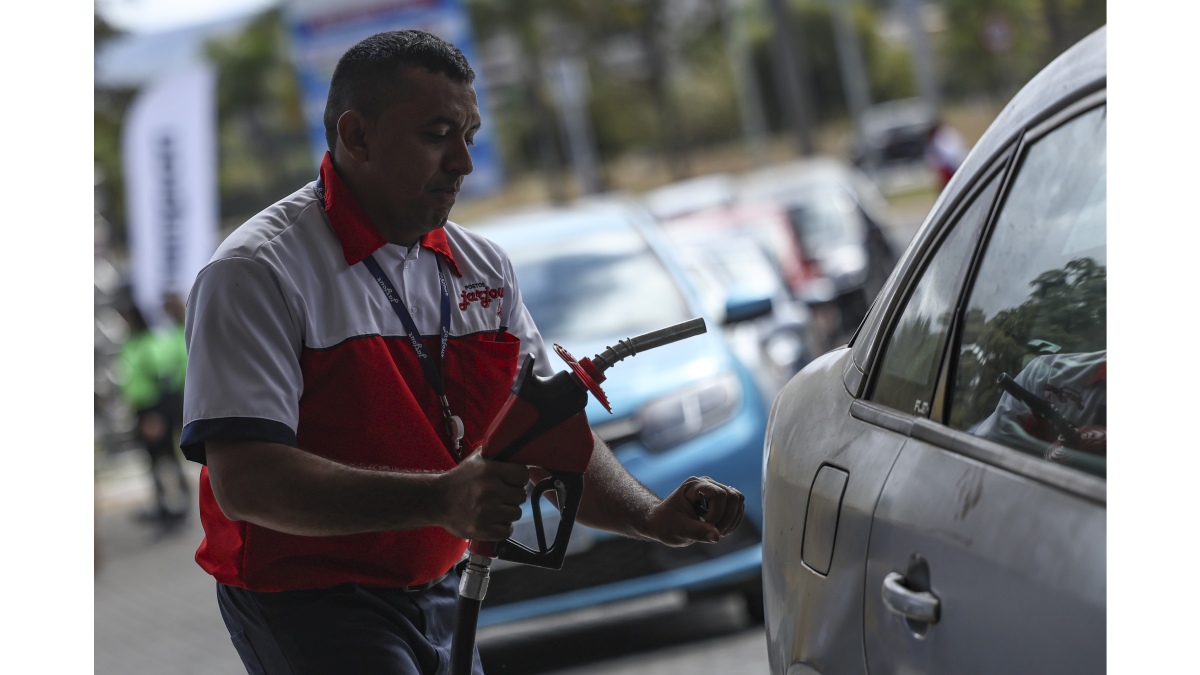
left=949, top=105, right=1106, bottom=478
left=786, top=188, right=863, bottom=259
left=869, top=177, right=1000, bottom=415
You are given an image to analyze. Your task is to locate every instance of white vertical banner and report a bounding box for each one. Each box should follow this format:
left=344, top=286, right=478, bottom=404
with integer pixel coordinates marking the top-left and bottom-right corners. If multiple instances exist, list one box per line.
left=121, top=64, right=218, bottom=328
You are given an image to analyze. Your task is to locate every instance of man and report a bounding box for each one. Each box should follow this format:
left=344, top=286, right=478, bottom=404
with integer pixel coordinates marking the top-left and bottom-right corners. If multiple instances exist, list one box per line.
left=971, top=349, right=1106, bottom=468
left=181, top=30, right=744, bottom=674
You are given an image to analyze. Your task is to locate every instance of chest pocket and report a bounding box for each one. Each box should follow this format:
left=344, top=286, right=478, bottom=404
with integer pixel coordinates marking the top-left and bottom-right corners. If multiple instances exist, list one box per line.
left=441, top=331, right=521, bottom=453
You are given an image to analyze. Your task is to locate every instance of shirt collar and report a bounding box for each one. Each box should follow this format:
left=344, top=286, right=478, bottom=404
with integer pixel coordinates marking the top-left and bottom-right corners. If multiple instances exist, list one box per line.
left=316, top=152, right=461, bottom=276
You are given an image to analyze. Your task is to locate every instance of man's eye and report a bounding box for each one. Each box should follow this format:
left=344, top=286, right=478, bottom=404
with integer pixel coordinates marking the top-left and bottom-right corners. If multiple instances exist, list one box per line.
left=466, top=137, right=477, bottom=147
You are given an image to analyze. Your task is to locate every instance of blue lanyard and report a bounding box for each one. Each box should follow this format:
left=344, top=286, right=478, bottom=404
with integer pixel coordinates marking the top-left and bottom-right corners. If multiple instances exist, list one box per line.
left=362, top=253, right=464, bottom=457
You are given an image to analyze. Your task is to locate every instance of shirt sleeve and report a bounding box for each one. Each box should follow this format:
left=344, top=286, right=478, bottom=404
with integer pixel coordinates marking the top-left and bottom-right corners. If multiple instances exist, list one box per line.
left=180, top=256, right=304, bottom=464
left=497, top=251, right=555, bottom=378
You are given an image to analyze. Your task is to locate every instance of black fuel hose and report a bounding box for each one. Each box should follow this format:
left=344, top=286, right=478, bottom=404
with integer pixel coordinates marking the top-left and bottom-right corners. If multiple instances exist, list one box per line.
left=450, top=594, right=481, bottom=675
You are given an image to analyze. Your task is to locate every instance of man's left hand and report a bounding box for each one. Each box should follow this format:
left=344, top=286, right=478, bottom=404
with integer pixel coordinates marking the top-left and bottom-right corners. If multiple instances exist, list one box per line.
left=644, top=476, right=744, bottom=547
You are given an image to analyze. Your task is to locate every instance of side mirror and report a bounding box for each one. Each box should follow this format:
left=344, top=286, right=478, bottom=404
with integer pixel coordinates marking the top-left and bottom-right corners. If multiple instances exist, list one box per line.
left=723, top=286, right=774, bottom=325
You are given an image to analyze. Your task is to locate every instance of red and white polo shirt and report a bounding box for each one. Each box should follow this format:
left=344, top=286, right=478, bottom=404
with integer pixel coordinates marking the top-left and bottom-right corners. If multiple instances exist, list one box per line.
left=181, top=152, right=553, bottom=592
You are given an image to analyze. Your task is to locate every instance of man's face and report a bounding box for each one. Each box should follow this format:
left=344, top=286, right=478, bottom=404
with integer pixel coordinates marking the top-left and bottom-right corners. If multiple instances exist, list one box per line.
left=357, top=67, right=480, bottom=239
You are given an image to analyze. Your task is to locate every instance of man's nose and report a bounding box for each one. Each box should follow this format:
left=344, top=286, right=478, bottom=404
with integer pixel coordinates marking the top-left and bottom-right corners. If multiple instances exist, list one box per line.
left=446, top=137, right=474, bottom=176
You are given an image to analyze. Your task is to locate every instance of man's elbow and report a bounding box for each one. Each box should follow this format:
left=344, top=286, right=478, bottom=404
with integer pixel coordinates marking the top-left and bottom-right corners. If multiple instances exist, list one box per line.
left=205, top=440, right=270, bottom=523
left=206, top=467, right=249, bottom=522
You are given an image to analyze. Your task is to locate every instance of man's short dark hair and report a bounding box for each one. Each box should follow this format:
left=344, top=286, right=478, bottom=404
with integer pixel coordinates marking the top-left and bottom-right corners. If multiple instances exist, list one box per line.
left=323, top=30, right=476, bottom=153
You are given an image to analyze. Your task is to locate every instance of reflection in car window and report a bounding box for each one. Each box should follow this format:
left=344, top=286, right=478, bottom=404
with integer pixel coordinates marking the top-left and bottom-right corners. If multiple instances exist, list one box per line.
left=506, top=229, right=691, bottom=343
left=950, top=105, right=1106, bottom=479
left=869, top=177, right=1000, bottom=415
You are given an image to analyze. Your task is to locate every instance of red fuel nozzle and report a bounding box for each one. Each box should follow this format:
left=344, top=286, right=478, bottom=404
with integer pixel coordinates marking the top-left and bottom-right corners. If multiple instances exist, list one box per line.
left=554, top=317, right=707, bottom=414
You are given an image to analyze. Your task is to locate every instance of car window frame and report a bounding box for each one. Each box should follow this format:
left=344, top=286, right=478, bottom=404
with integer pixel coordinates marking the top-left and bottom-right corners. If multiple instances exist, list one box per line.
left=936, top=89, right=1108, bottom=423
left=845, top=150, right=1013, bottom=396
left=865, top=167, right=1008, bottom=416
left=850, top=89, right=1107, bottom=504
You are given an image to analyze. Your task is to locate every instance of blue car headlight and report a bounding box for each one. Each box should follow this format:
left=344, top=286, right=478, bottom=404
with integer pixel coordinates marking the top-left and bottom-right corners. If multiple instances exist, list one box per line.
left=638, top=372, right=743, bottom=453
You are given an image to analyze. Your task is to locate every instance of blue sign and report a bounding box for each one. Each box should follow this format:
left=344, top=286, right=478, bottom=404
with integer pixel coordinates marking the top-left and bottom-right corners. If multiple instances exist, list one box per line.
left=285, top=0, right=504, bottom=198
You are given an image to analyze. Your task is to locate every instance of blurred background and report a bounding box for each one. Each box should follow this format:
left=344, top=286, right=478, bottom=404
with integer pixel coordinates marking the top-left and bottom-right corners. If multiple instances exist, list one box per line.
left=93, top=1, right=1105, bottom=673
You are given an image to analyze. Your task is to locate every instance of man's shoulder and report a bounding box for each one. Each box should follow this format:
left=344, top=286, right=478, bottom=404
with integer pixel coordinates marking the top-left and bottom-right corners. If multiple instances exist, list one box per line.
left=211, top=182, right=324, bottom=263
left=443, top=220, right=512, bottom=267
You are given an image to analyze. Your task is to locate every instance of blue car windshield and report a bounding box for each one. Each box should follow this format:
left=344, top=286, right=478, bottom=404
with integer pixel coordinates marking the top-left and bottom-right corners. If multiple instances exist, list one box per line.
left=506, top=229, right=691, bottom=342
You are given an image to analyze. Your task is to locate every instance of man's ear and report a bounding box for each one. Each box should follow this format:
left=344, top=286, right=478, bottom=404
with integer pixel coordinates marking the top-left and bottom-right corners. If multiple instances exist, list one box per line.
left=336, top=110, right=370, bottom=163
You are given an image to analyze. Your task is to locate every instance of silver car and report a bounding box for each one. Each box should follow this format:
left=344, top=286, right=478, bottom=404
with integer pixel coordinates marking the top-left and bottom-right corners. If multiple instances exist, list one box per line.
left=762, top=26, right=1106, bottom=675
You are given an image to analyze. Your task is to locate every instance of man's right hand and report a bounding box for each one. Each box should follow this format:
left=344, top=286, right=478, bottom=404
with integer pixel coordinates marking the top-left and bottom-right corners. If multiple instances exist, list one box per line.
left=436, top=452, right=529, bottom=541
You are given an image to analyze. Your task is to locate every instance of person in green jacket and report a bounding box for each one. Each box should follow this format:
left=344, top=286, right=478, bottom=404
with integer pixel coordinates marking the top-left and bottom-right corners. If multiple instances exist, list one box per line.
left=158, top=293, right=188, bottom=433
left=117, top=301, right=190, bottom=534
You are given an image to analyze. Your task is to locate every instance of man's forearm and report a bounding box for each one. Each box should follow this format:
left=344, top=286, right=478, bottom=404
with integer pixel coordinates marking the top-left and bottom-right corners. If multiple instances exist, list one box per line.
left=569, top=433, right=662, bottom=540
left=206, top=440, right=448, bottom=537
left=531, top=432, right=744, bottom=548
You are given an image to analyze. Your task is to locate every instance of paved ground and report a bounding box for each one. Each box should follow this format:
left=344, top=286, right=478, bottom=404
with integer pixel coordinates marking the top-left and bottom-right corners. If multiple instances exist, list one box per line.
left=95, top=451, right=244, bottom=675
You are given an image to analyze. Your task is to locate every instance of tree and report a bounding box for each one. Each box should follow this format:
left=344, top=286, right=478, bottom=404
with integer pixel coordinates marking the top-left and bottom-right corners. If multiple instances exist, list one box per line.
left=204, top=8, right=312, bottom=225
left=94, top=9, right=135, bottom=242
left=935, top=0, right=1105, bottom=101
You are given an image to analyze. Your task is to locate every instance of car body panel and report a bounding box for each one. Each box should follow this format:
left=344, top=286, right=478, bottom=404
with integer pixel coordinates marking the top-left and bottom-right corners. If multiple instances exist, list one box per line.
left=762, top=348, right=905, bottom=675
left=863, top=430, right=1105, bottom=675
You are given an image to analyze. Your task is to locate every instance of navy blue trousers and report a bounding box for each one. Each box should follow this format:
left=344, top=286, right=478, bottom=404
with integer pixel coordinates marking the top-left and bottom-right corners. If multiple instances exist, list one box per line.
left=216, top=572, right=484, bottom=675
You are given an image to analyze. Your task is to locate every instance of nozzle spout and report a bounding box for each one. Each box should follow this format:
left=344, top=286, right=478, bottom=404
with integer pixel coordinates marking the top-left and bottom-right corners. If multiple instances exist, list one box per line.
left=591, top=318, right=707, bottom=373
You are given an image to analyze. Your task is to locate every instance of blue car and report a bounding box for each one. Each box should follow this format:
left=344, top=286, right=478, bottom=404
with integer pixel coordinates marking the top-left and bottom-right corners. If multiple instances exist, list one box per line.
left=468, top=200, right=769, bottom=627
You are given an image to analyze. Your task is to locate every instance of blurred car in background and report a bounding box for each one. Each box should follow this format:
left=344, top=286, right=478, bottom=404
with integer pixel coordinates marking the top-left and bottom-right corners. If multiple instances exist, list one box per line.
left=762, top=26, right=1106, bottom=675
left=642, top=172, right=737, bottom=222
left=850, top=98, right=937, bottom=173
left=652, top=199, right=842, bottom=355
left=664, top=232, right=817, bottom=403
left=738, top=158, right=900, bottom=343
left=470, top=200, right=769, bottom=628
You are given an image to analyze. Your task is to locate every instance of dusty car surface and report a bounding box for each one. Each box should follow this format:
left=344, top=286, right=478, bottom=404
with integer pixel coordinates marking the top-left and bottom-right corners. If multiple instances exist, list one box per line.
left=762, top=26, right=1106, bottom=675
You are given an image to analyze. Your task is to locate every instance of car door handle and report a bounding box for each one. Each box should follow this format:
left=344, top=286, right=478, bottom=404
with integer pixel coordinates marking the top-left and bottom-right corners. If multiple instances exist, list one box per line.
left=882, top=572, right=940, bottom=624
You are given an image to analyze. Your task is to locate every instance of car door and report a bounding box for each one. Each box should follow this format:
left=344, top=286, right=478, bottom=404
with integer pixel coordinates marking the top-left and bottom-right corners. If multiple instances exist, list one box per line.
left=861, top=95, right=1107, bottom=674
left=760, top=145, right=1011, bottom=675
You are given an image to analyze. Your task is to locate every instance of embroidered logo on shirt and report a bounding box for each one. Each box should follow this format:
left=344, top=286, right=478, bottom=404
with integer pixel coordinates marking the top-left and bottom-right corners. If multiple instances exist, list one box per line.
left=459, top=282, right=505, bottom=311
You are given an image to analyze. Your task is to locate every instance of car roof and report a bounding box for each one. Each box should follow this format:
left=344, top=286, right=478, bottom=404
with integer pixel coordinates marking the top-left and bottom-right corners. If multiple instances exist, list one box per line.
left=737, top=157, right=889, bottom=217
left=860, top=98, right=937, bottom=136
left=465, top=200, right=656, bottom=247
left=643, top=173, right=738, bottom=220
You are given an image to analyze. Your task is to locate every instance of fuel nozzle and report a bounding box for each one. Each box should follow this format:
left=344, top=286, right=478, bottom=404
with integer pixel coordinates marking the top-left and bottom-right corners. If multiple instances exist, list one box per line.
left=554, top=317, right=707, bottom=413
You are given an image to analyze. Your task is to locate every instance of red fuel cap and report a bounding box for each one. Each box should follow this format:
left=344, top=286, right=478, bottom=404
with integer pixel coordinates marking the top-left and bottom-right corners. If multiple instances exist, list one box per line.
left=553, top=344, right=612, bottom=413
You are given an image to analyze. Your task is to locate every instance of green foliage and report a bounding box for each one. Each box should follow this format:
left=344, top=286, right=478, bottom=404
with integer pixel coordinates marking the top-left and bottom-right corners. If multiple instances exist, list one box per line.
left=746, top=1, right=917, bottom=130
left=936, top=0, right=1105, bottom=100
left=97, top=0, right=1109, bottom=224
left=94, top=9, right=133, bottom=237
left=204, top=8, right=313, bottom=223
